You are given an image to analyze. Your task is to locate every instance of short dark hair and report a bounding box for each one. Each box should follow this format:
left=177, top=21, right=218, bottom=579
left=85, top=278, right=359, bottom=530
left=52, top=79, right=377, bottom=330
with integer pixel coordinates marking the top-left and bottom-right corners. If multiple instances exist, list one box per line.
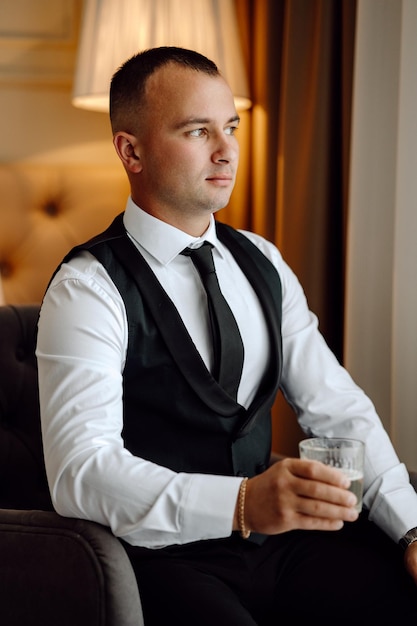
left=110, top=46, right=220, bottom=134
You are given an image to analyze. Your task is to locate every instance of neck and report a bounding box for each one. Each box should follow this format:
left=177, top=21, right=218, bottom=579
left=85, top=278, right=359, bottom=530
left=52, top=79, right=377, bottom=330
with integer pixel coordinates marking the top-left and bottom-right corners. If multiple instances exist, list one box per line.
left=131, top=196, right=214, bottom=237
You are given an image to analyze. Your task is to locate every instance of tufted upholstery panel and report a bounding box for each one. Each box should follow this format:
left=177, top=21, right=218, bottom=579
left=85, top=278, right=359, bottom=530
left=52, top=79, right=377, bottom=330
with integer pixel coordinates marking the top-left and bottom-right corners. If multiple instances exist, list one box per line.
left=0, top=163, right=129, bottom=304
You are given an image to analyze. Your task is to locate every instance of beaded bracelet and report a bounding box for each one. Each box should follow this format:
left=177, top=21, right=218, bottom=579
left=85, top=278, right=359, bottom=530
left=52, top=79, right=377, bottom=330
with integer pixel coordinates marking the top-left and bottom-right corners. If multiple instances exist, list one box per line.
left=238, top=477, right=251, bottom=539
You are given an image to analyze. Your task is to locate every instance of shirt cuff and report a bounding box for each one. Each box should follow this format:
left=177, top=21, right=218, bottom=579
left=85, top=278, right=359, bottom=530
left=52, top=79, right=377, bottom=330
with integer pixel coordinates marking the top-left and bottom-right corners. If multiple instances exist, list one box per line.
left=364, top=463, right=417, bottom=542
left=179, top=473, right=242, bottom=544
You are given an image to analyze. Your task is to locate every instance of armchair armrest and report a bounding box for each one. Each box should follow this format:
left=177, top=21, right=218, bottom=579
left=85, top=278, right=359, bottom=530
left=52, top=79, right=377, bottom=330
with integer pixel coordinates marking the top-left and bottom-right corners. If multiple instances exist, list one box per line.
left=0, top=509, right=143, bottom=626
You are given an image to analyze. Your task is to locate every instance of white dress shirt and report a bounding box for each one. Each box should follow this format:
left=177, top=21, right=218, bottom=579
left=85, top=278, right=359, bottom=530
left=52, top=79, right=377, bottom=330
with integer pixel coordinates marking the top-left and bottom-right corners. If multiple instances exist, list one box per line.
left=37, top=198, right=417, bottom=548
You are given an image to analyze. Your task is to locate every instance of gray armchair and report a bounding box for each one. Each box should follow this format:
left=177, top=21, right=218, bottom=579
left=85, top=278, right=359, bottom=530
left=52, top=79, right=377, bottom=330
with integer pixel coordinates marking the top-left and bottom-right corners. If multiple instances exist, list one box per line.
left=1, top=304, right=416, bottom=625
left=0, top=305, right=143, bottom=626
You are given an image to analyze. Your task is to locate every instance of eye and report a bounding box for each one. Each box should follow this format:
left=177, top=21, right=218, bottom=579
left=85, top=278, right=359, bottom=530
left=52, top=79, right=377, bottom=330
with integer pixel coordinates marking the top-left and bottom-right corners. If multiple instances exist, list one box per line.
left=188, top=128, right=207, bottom=138
left=225, top=125, right=239, bottom=136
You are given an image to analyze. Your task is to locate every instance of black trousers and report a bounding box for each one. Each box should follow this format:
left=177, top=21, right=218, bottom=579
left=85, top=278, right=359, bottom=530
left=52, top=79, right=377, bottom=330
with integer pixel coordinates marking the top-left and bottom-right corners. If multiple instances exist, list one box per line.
left=125, top=514, right=417, bottom=625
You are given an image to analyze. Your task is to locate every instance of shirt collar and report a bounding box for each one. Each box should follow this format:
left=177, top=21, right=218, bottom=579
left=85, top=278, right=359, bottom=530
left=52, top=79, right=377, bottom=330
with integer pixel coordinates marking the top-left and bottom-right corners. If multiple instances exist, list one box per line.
left=123, top=197, right=223, bottom=265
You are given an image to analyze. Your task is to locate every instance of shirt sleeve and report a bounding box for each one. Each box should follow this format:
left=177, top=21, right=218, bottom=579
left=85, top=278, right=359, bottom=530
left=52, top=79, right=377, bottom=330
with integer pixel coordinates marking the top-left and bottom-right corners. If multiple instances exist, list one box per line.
left=241, top=229, right=417, bottom=542
left=36, top=252, right=241, bottom=548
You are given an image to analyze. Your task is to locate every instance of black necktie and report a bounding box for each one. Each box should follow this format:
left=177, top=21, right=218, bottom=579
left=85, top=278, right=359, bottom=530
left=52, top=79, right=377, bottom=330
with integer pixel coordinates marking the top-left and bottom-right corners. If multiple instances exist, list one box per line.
left=182, top=242, right=244, bottom=399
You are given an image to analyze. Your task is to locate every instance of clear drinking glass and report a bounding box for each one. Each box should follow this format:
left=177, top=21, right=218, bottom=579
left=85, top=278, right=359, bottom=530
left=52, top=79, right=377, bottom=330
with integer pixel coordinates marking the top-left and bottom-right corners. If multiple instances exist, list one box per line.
left=299, top=437, right=365, bottom=512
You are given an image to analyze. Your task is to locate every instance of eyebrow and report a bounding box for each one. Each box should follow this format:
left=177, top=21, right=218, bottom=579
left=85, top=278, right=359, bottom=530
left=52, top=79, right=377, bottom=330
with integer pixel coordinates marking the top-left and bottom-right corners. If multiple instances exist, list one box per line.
left=174, top=115, right=240, bottom=130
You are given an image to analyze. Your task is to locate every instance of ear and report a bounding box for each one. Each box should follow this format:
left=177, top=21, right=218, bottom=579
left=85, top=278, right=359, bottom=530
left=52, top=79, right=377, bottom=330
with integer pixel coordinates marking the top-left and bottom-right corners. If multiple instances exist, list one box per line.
left=113, top=132, right=142, bottom=173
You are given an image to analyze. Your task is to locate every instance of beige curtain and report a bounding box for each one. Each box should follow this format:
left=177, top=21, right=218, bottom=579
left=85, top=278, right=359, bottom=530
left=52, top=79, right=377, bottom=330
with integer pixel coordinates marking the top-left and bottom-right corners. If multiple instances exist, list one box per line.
left=219, top=0, right=357, bottom=455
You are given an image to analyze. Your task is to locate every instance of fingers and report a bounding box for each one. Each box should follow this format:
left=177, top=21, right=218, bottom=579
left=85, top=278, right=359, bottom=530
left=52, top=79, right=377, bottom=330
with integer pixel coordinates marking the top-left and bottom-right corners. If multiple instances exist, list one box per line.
left=294, top=489, right=359, bottom=524
left=293, top=458, right=352, bottom=489
left=243, top=457, right=359, bottom=536
left=290, top=513, right=345, bottom=532
left=295, top=471, right=357, bottom=508
left=283, top=458, right=359, bottom=522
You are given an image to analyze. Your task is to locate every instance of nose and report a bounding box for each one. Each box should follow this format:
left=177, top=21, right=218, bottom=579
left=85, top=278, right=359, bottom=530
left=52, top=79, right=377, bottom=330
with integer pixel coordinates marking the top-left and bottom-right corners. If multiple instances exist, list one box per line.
left=211, top=133, right=239, bottom=164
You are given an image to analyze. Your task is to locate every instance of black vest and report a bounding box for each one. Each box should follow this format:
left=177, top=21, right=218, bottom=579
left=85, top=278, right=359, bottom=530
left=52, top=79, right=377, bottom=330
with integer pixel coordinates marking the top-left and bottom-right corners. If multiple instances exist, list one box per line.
left=62, top=213, right=283, bottom=479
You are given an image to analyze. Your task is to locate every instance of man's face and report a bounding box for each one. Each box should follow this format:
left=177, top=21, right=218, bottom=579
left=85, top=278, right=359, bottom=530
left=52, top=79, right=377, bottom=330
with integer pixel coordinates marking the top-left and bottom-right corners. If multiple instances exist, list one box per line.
left=131, top=63, right=240, bottom=230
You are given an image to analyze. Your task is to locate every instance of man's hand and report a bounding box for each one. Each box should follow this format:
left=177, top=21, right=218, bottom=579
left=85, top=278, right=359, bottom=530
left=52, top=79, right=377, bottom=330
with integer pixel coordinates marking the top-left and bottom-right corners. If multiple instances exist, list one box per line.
left=234, top=457, right=359, bottom=536
left=404, top=542, right=417, bottom=586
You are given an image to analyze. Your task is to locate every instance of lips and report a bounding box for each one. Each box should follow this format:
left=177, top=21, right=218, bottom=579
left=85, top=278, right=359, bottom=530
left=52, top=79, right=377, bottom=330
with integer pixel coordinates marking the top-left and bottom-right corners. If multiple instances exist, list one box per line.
left=205, top=175, right=233, bottom=184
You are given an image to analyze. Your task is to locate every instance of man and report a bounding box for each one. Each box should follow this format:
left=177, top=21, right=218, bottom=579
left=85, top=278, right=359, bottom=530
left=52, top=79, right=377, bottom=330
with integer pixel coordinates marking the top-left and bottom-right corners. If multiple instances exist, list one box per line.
left=37, top=47, right=417, bottom=624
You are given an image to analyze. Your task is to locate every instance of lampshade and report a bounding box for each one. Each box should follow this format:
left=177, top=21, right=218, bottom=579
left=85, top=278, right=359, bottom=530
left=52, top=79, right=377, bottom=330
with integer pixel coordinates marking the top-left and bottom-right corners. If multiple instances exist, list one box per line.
left=72, top=0, right=251, bottom=112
